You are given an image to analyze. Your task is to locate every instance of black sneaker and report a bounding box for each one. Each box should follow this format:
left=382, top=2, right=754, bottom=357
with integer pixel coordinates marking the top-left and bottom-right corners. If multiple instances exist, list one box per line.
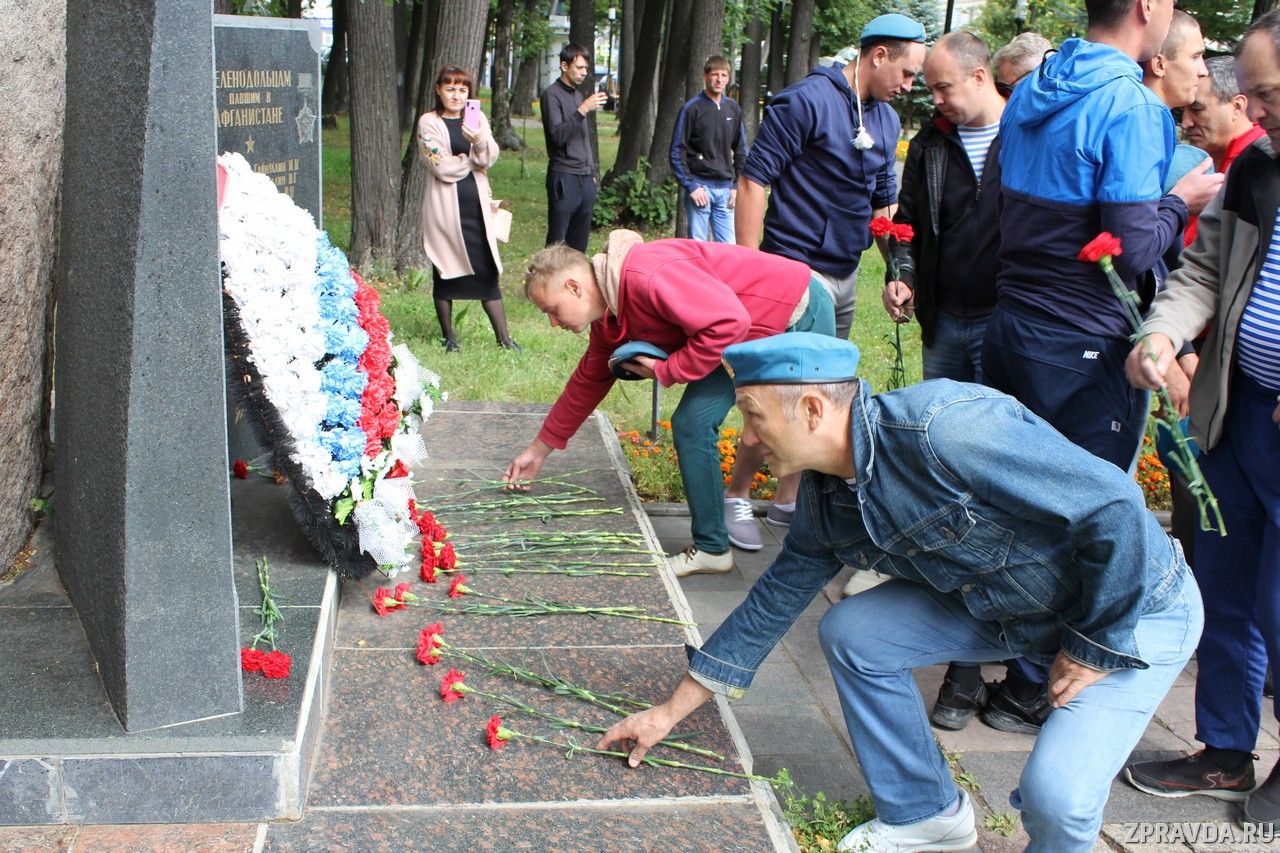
left=1124, top=751, right=1255, bottom=802
left=979, top=680, right=1051, bottom=734
left=929, top=670, right=991, bottom=731
left=1244, top=760, right=1280, bottom=824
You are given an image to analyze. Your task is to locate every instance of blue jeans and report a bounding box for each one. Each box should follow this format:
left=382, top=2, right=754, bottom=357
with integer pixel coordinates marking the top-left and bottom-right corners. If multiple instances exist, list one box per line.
left=819, top=571, right=1201, bottom=852
left=1192, top=371, right=1280, bottom=751
left=685, top=185, right=735, bottom=243
left=923, top=310, right=989, bottom=383
left=672, top=277, right=834, bottom=553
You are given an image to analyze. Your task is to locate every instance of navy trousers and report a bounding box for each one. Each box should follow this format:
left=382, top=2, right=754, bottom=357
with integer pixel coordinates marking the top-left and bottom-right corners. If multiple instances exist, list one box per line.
left=545, top=171, right=597, bottom=252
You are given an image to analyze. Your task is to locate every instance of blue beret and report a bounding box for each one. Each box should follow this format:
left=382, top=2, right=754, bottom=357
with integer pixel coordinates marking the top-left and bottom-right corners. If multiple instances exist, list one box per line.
left=722, top=333, right=860, bottom=387
left=609, top=340, right=668, bottom=380
left=860, top=13, right=926, bottom=45
left=1163, top=143, right=1212, bottom=194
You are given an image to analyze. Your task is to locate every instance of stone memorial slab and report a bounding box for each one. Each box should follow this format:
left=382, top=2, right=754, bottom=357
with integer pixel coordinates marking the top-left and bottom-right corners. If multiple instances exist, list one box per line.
left=213, top=15, right=322, bottom=225
left=56, top=0, right=239, bottom=733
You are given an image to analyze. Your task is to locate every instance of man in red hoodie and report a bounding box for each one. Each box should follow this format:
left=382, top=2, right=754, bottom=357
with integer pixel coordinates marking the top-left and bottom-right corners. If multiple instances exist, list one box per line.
left=503, top=230, right=835, bottom=577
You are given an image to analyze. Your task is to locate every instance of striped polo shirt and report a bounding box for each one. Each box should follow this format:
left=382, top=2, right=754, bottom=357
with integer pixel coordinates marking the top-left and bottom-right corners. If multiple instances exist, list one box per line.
left=1239, top=216, right=1280, bottom=390
left=957, top=122, right=999, bottom=184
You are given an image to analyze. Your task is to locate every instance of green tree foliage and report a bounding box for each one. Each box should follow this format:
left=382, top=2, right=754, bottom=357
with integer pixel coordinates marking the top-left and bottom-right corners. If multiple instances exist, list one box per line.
left=1180, top=0, right=1251, bottom=48
left=973, top=0, right=1086, bottom=50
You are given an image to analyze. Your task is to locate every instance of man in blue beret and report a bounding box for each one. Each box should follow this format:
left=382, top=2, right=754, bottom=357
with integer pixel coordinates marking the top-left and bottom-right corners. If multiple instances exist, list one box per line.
left=599, top=332, right=1201, bottom=852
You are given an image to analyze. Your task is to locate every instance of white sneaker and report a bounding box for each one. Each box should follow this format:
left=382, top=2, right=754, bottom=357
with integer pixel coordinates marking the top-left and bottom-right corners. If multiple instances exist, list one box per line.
left=836, top=790, right=977, bottom=852
left=668, top=546, right=734, bottom=578
left=723, top=498, right=763, bottom=551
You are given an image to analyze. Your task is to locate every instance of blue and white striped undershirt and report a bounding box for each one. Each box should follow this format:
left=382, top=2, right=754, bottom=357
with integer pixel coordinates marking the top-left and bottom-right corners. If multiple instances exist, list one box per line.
left=1238, top=215, right=1280, bottom=390
left=957, top=122, right=999, bottom=184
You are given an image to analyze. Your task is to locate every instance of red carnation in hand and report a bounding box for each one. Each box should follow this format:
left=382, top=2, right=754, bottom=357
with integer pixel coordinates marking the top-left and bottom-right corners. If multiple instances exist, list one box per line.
left=417, top=623, right=444, bottom=665
left=869, top=216, right=894, bottom=238
left=1078, top=232, right=1123, bottom=263
left=240, top=647, right=267, bottom=672
left=890, top=223, right=915, bottom=243
left=232, top=459, right=250, bottom=480
left=261, top=650, right=292, bottom=679
left=439, top=668, right=467, bottom=703
left=448, top=574, right=469, bottom=599
left=486, top=714, right=509, bottom=750
left=438, top=542, right=458, bottom=570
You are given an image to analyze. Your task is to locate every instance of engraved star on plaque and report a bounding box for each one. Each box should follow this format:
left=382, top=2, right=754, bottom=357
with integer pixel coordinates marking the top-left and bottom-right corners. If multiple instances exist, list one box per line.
left=295, top=102, right=316, bottom=144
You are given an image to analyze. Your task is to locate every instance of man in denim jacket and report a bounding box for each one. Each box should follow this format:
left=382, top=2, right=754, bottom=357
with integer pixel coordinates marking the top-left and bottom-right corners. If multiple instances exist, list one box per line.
left=599, top=333, right=1202, bottom=853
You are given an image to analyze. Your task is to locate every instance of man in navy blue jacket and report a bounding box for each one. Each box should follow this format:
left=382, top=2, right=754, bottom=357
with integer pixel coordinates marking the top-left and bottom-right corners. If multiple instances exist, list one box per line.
left=734, top=13, right=926, bottom=342
left=984, top=0, right=1222, bottom=471
left=671, top=55, right=747, bottom=244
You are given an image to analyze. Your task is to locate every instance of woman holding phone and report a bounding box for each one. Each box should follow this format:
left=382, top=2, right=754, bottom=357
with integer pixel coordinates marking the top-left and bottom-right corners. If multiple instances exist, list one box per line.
left=418, top=65, right=519, bottom=352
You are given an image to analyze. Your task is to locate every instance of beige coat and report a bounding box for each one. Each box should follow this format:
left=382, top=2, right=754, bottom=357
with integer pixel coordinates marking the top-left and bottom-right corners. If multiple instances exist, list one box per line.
left=417, top=110, right=502, bottom=279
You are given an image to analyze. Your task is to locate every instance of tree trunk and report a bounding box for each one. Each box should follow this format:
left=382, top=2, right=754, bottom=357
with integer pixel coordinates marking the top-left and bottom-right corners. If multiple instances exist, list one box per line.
left=286, top=0, right=302, bottom=17
left=684, top=0, right=725, bottom=98
left=785, top=0, right=816, bottom=86
left=739, top=11, right=763, bottom=140
left=510, top=0, right=543, bottom=116
left=214, top=0, right=234, bottom=13
left=606, top=0, right=664, bottom=180
left=646, top=0, right=691, bottom=184
left=767, top=2, right=785, bottom=98
left=620, top=0, right=637, bottom=104
left=348, top=0, right=401, bottom=267
left=570, top=0, right=598, bottom=172
left=401, top=0, right=429, bottom=131
left=321, top=0, right=349, bottom=128
left=491, top=0, right=523, bottom=149
left=394, top=0, right=489, bottom=271
left=1256, top=0, right=1280, bottom=19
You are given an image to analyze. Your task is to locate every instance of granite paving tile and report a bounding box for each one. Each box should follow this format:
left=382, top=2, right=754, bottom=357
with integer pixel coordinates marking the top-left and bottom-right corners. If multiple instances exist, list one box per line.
left=308, top=646, right=750, bottom=807
left=751, top=752, right=870, bottom=802
left=730, top=704, right=850, bottom=757
left=71, top=823, right=260, bottom=852
left=265, top=802, right=776, bottom=852
left=0, top=760, right=61, bottom=826
left=0, top=825, right=75, bottom=852
left=335, top=574, right=689, bottom=651
left=230, top=478, right=332, bottom=608
left=62, top=755, right=280, bottom=824
left=0, top=528, right=66, bottom=609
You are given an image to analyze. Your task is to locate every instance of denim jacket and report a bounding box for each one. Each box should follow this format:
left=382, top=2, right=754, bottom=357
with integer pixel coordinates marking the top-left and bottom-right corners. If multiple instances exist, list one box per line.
left=688, top=380, right=1186, bottom=698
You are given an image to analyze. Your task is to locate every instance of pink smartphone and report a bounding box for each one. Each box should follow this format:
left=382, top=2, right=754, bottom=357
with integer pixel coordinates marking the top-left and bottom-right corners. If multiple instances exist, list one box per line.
left=463, top=99, right=481, bottom=129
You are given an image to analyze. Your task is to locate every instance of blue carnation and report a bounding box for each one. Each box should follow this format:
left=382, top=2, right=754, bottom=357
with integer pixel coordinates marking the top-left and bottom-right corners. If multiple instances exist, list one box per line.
left=317, top=425, right=368, bottom=468
left=321, top=320, right=369, bottom=362
left=323, top=394, right=363, bottom=428
left=317, top=291, right=358, bottom=325
left=314, top=234, right=357, bottom=299
left=320, top=359, right=367, bottom=399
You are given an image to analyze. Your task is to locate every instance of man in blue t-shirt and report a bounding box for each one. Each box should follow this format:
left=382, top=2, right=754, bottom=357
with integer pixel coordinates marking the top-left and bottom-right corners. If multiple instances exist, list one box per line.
left=670, top=55, right=747, bottom=244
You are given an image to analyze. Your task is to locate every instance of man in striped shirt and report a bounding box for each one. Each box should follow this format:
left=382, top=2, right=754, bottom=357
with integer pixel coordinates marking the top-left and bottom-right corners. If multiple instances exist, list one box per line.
left=1123, top=14, right=1280, bottom=826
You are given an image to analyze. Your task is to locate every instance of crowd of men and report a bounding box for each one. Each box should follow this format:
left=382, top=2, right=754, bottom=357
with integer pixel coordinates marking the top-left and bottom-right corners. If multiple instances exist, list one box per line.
left=524, top=3, right=1280, bottom=849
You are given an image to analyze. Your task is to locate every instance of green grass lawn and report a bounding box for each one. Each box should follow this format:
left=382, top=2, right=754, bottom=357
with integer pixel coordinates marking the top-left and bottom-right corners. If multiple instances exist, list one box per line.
left=322, top=111, right=922, bottom=447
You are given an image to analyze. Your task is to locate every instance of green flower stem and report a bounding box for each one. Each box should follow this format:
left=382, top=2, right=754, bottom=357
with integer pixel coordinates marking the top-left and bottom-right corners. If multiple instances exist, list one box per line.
left=442, top=508, right=625, bottom=523
left=498, top=727, right=775, bottom=784
left=421, top=595, right=694, bottom=626
left=1099, top=256, right=1226, bottom=535
left=431, top=471, right=597, bottom=500
left=249, top=556, right=284, bottom=650
left=441, top=565, right=651, bottom=578
left=458, top=685, right=725, bottom=761
left=438, top=643, right=650, bottom=714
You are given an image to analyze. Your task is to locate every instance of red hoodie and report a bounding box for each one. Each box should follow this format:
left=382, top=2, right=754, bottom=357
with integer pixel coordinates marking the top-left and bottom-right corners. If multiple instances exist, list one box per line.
left=538, top=238, right=811, bottom=449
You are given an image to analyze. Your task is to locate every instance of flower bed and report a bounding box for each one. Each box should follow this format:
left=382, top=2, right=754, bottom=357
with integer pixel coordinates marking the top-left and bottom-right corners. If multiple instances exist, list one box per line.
left=618, top=422, right=775, bottom=503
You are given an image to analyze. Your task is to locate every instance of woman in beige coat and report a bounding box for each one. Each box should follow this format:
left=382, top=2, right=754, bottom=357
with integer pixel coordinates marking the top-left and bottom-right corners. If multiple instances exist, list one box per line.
left=418, top=66, right=518, bottom=352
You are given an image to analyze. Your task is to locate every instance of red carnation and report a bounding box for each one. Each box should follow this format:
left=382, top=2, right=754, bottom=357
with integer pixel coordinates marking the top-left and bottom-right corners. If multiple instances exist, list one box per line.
left=420, top=552, right=438, bottom=583
left=486, top=714, right=509, bottom=750
left=373, top=586, right=402, bottom=616
left=261, top=650, right=292, bottom=679
left=232, top=459, right=250, bottom=480
left=394, top=582, right=412, bottom=601
left=890, top=223, right=915, bottom=243
left=408, top=498, right=420, bottom=522
left=438, top=542, right=457, bottom=570
left=869, top=216, right=894, bottom=238
left=430, top=523, right=449, bottom=543
left=417, top=623, right=444, bottom=665
left=448, top=574, right=468, bottom=598
left=240, top=647, right=267, bottom=672
left=1078, top=232, right=1123, bottom=263
left=439, top=668, right=467, bottom=703
left=416, top=511, right=437, bottom=533
left=387, top=460, right=409, bottom=479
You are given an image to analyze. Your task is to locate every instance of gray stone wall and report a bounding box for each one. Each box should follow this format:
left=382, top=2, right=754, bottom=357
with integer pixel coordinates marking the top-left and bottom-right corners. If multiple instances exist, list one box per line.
left=0, top=0, right=63, bottom=572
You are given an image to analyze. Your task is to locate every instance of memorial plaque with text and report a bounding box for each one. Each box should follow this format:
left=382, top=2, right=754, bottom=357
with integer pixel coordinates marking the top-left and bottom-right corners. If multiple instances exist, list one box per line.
left=214, top=15, right=322, bottom=224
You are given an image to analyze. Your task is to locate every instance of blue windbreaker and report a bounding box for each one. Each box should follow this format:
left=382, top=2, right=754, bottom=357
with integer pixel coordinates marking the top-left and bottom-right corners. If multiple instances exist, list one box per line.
left=997, top=39, right=1188, bottom=337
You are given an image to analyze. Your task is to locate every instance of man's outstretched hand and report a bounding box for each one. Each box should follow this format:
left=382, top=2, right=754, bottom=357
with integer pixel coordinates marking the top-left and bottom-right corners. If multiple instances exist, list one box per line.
left=502, top=439, right=552, bottom=491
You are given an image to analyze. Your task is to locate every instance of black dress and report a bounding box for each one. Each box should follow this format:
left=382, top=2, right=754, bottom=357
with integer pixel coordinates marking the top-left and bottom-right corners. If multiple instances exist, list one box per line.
left=433, top=117, right=501, bottom=301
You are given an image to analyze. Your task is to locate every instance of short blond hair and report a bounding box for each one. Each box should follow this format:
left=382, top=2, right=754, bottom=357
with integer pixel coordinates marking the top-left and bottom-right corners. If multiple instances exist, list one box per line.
left=524, top=243, right=592, bottom=297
